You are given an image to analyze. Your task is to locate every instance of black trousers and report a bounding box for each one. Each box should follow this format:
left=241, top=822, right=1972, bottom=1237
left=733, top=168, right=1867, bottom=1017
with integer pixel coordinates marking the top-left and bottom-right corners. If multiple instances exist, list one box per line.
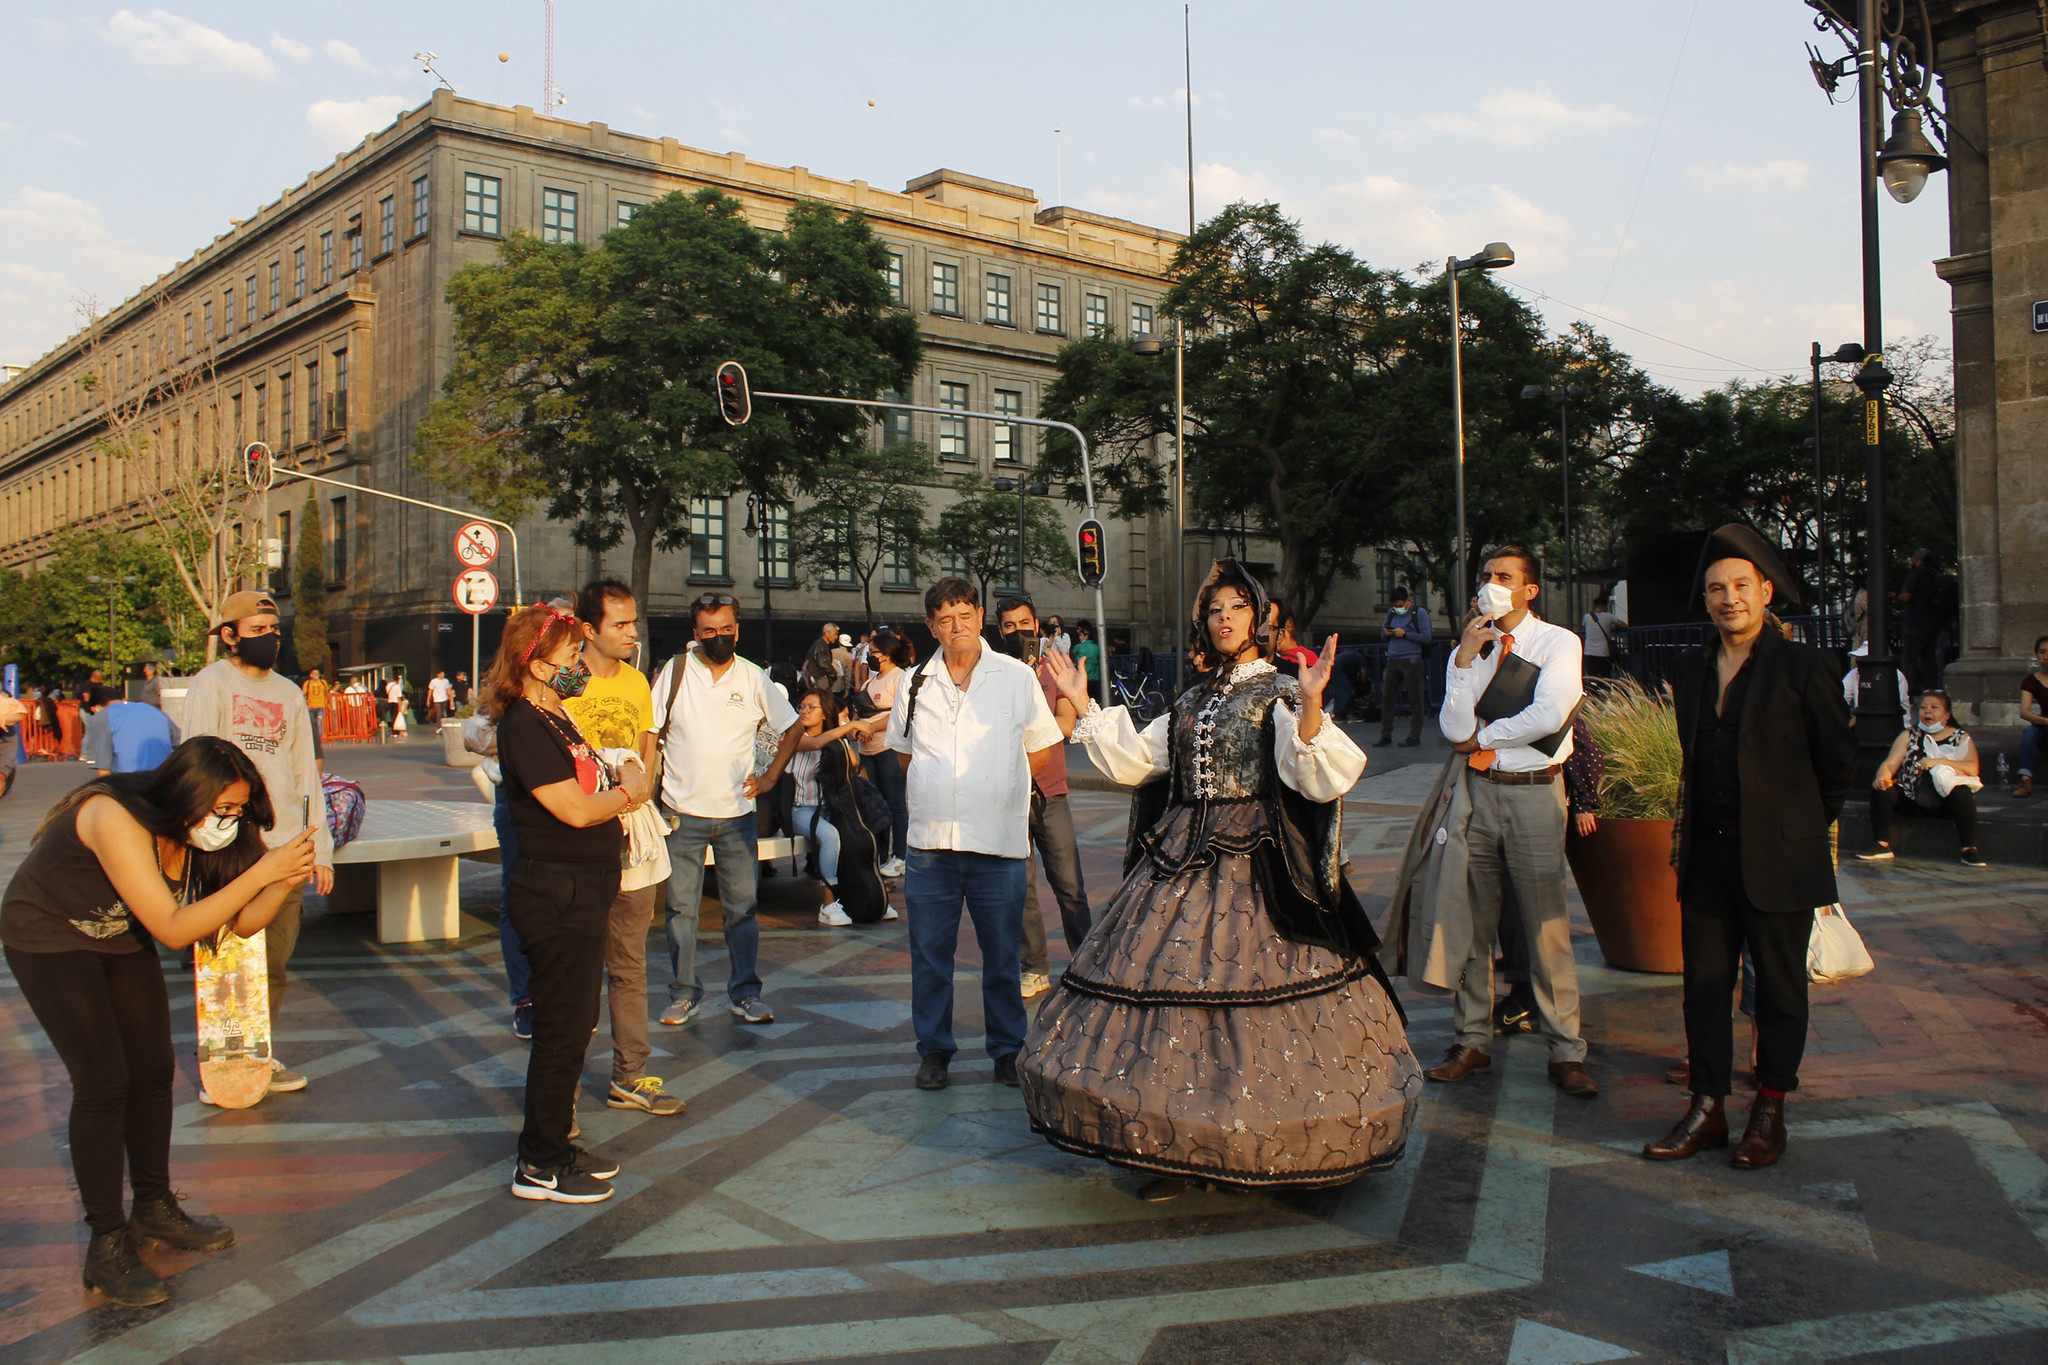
left=6, top=944, right=175, bottom=1235
left=1680, top=833, right=1813, bottom=1098
left=1870, top=783, right=1978, bottom=849
left=1378, top=657, right=1426, bottom=742
left=505, top=856, right=618, bottom=1171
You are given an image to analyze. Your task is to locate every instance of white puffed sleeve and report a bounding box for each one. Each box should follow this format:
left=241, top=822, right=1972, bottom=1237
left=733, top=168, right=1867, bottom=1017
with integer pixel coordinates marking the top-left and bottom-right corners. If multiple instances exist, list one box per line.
left=1273, top=701, right=1366, bottom=802
left=1070, top=703, right=1171, bottom=786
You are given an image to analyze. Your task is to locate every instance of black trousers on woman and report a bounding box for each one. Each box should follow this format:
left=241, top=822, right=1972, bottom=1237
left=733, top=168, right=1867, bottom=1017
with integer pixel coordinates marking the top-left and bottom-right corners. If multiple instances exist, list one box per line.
left=6, top=945, right=175, bottom=1235
left=1869, top=783, right=1978, bottom=849
left=505, top=857, right=619, bottom=1172
left=1679, top=832, right=1813, bottom=1099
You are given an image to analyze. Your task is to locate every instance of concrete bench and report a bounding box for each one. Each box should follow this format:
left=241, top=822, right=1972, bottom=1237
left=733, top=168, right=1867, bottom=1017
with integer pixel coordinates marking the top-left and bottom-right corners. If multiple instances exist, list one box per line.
left=328, top=799, right=810, bottom=944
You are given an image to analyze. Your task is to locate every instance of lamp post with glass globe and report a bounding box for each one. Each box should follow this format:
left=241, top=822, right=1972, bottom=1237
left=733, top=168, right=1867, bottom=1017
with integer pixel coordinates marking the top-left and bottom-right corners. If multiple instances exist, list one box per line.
left=1447, top=243, right=1515, bottom=606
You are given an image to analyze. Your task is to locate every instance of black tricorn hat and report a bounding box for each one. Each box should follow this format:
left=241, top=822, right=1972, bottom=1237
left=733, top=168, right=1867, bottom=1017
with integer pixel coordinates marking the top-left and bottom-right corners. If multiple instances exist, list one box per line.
left=1694, top=523, right=1802, bottom=607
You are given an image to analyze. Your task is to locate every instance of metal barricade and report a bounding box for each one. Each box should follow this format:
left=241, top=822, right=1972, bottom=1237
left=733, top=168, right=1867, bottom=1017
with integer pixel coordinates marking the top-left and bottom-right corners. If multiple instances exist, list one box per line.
left=21, top=699, right=83, bottom=758
left=324, top=691, right=380, bottom=743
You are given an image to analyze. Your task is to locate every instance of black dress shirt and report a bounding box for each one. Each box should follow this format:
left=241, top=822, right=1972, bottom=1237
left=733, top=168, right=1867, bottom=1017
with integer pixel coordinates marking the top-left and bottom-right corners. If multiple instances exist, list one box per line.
left=1691, top=655, right=1754, bottom=833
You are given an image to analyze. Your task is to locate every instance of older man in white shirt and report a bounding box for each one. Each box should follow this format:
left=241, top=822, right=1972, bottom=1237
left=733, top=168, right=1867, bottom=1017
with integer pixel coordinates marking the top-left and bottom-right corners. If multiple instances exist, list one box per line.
left=1429, top=546, right=1596, bottom=1098
left=886, top=578, right=1064, bottom=1091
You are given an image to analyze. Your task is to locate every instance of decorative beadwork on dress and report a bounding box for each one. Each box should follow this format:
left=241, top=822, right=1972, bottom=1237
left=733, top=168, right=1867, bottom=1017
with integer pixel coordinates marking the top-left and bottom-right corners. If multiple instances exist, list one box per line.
left=1188, top=658, right=1276, bottom=798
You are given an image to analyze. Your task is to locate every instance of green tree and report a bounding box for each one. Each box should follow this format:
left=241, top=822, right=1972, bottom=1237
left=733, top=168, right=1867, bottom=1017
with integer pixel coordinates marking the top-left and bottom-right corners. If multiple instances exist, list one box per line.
left=0, top=532, right=182, bottom=684
left=415, top=189, right=921, bottom=607
left=934, top=473, right=1073, bottom=607
left=789, top=443, right=940, bottom=626
left=293, top=489, right=329, bottom=674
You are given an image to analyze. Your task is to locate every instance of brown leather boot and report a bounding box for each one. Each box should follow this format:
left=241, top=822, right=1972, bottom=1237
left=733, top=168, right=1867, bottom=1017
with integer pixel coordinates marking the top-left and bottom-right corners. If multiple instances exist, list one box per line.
left=1732, top=1093, right=1787, bottom=1169
left=1642, top=1094, right=1728, bottom=1160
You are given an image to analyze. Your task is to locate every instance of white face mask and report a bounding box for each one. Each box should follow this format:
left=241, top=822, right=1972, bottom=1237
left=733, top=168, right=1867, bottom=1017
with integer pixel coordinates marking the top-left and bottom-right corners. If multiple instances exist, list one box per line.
left=188, top=815, right=239, bottom=852
left=1477, top=582, right=1516, bottom=619
left=1917, top=718, right=1947, bottom=734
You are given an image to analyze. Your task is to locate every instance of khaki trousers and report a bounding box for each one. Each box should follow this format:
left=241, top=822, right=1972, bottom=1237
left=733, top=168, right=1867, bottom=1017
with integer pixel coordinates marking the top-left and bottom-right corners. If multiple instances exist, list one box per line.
left=605, top=882, right=661, bottom=1085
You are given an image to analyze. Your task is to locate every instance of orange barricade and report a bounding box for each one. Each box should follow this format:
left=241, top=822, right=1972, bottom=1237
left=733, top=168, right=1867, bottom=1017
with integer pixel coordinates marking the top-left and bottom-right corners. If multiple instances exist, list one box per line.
left=21, top=700, right=83, bottom=759
left=324, top=691, right=379, bottom=743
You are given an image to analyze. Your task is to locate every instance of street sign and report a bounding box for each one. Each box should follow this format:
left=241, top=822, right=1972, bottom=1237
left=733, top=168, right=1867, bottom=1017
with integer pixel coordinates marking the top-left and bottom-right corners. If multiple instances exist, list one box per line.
left=453, top=570, right=499, bottom=615
left=454, top=521, right=499, bottom=568
left=2035, top=300, right=2048, bottom=333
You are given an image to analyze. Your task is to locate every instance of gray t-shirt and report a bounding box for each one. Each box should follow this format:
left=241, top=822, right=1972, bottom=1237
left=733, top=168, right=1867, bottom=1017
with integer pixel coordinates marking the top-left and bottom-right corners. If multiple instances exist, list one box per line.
left=181, top=659, right=335, bottom=867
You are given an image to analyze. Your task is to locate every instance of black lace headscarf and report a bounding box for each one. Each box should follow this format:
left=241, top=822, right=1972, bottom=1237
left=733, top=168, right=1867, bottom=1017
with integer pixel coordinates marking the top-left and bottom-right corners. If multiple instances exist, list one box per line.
left=1189, top=559, right=1275, bottom=684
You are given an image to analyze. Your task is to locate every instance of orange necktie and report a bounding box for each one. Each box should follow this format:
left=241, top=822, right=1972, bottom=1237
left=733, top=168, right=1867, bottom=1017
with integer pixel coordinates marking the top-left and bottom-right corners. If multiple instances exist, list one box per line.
left=1467, top=632, right=1514, bottom=771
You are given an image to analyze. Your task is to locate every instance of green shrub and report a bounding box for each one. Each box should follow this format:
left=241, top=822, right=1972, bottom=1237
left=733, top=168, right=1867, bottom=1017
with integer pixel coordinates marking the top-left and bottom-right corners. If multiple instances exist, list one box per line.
left=1582, top=677, right=1682, bottom=820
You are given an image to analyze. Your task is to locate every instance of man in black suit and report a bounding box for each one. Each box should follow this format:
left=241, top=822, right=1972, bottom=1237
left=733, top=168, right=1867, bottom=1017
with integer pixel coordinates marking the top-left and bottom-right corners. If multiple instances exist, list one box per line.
left=1644, top=525, right=1855, bottom=1169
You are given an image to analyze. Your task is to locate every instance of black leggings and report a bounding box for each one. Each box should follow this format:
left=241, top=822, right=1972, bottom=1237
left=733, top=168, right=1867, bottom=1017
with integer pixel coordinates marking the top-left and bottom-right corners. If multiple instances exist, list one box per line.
left=6, top=945, right=175, bottom=1235
left=1870, top=782, right=1979, bottom=849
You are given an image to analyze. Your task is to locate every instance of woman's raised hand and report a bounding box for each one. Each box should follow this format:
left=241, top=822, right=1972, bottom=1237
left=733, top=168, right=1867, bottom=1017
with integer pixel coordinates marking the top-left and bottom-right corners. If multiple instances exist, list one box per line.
left=1044, top=648, right=1090, bottom=708
left=257, top=828, right=319, bottom=887
left=1299, top=634, right=1340, bottom=705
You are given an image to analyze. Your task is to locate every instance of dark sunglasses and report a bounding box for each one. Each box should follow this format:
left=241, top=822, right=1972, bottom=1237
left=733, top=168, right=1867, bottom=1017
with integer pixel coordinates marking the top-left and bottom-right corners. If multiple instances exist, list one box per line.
left=995, top=593, right=1034, bottom=614
left=693, top=593, right=738, bottom=609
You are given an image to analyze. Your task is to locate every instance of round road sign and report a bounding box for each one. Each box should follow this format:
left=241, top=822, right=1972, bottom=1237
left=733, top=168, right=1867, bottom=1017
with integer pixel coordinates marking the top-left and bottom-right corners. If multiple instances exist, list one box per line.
left=453, top=570, right=500, bottom=615
left=455, top=521, right=499, bottom=568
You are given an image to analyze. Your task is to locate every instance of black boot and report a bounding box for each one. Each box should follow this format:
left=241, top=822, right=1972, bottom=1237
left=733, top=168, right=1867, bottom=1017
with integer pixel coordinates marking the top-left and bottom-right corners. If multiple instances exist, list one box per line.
left=131, top=1192, right=235, bottom=1252
left=83, top=1227, right=169, bottom=1307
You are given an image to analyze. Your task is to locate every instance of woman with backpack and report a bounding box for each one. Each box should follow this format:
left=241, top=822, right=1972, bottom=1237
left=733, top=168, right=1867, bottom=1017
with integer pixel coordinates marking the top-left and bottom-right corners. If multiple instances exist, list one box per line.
left=782, top=687, right=892, bottom=926
left=1859, top=689, right=1986, bottom=867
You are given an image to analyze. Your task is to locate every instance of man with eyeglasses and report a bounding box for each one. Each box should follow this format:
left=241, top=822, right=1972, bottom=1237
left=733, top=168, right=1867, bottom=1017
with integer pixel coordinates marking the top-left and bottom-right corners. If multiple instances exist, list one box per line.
left=651, top=594, right=802, bottom=1028
left=995, top=593, right=1092, bottom=999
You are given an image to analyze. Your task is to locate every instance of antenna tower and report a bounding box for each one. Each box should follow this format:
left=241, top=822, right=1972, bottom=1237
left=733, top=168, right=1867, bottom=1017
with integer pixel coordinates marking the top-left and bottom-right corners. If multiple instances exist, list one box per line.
left=543, top=0, right=560, bottom=113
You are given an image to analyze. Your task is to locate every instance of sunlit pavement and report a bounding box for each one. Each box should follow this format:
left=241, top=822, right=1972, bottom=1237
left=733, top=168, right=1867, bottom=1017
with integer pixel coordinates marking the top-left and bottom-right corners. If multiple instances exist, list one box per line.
left=3, top=743, right=2046, bottom=1364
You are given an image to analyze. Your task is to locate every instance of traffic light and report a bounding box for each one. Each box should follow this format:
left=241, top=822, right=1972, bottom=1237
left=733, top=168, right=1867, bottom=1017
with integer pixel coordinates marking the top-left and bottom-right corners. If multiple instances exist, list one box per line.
left=1076, top=518, right=1106, bottom=586
left=715, top=361, right=751, bottom=425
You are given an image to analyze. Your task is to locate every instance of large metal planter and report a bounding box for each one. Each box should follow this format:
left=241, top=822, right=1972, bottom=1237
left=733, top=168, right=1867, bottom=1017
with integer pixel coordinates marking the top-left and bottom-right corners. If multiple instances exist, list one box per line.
left=1566, top=816, right=1683, bottom=974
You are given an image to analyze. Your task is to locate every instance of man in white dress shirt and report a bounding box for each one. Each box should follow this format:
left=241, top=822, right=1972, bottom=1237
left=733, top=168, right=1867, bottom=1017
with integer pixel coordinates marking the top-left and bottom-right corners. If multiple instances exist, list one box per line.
left=886, top=578, right=1064, bottom=1091
left=1428, top=546, right=1597, bottom=1098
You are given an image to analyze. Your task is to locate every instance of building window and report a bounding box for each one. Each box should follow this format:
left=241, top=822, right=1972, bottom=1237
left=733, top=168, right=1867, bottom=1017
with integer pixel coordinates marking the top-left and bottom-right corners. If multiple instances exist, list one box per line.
left=266, top=262, right=281, bottom=313
left=463, top=174, right=502, bottom=235
left=275, top=509, right=293, bottom=593
left=1130, top=300, right=1155, bottom=336
left=378, top=195, right=395, bottom=255
left=930, top=261, right=959, bottom=316
left=883, top=250, right=904, bottom=303
left=244, top=275, right=256, bottom=326
left=541, top=188, right=578, bottom=244
left=756, top=502, right=792, bottom=583
left=940, top=544, right=968, bottom=579
left=347, top=226, right=363, bottom=273
left=819, top=513, right=856, bottom=584
left=328, top=495, right=348, bottom=580
left=254, top=383, right=267, bottom=444
left=183, top=313, right=193, bottom=356
left=1036, top=282, right=1063, bottom=334
left=319, top=231, right=334, bottom=286
left=689, top=497, right=727, bottom=578
left=332, top=346, right=349, bottom=430
left=203, top=300, right=214, bottom=339
left=306, top=360, right=320, bottom=437
left=938, top=381, right=969, bottom=460
left=292, top=247, right=307, bottom=301
left=1084, top=292, right=1110, bottom=337
left=410, top=174, right=430, bottom=239
left=615, top=200, right=637, bottom=227
left=984, top=272, right=1012, bottom=325
left=992, top=389, right=1023, bottom=463
left=878, top=388, right=912, bottom=450
left=882, top=525, right=916, bottom=588
left=279, top=372, right=293, bottom=448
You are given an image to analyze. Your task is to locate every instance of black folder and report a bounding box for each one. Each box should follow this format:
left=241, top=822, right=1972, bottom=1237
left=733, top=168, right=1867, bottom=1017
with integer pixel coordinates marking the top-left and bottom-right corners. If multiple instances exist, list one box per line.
left=1474, top=651, right=1576, bottom=757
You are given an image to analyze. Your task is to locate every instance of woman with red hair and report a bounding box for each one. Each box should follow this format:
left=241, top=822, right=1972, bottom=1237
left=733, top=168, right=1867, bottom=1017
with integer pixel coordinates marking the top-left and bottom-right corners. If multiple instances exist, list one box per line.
left=484, top=600, right=651, bottom=1204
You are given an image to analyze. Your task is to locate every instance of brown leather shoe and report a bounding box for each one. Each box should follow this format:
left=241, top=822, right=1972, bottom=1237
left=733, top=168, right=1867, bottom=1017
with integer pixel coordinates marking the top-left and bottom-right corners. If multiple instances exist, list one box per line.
left=1424, top=1044, right=1492, bottom=1083
left=1664, top=1057, right=1690, bottom=1086
left=1642, top=1094, right=1728, bottom=1160
left=2015, top=774, right=2033, bottom=798
left=1547, top=1060, right=1599, bottom=1098
left=1732, top=1093, right=1786, bottom=1169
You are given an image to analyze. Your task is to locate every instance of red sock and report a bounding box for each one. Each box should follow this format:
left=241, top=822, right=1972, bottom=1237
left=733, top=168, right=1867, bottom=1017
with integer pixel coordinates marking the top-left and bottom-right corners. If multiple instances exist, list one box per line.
left=1759, top=1086, right=1787, bottom=1100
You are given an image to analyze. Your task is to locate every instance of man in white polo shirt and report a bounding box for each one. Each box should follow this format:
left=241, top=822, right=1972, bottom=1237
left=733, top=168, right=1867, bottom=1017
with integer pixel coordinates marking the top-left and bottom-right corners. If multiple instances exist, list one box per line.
left=886, top=578, right=1064, bottom=1091
left=651, top=593, right=802, bottom=1027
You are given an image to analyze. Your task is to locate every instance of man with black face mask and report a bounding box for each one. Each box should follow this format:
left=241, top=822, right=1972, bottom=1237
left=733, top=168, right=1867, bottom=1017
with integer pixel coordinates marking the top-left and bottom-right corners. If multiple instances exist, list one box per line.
left=181, top=591, right=333, bottom=1099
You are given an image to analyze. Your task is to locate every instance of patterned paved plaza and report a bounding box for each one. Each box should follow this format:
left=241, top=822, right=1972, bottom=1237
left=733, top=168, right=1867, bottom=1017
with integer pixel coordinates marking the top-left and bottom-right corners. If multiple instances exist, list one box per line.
left=3, top=771, right=2047, bottom=1364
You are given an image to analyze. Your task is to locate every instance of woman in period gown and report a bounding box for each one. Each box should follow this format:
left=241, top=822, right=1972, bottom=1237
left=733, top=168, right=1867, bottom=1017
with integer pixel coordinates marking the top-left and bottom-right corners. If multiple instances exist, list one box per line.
left=1020, top=561, right=1423, bottom=1195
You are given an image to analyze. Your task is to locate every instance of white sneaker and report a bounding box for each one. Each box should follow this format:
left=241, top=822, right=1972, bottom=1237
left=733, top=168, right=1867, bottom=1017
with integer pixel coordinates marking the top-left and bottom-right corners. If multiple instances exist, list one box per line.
left=881, top=905, right=899, bottom=921
left=1021, top=971, right=1052, bottom=998
left=880, top=857, right=906, bottom=878
left=818, top=901, right=853, bottom=926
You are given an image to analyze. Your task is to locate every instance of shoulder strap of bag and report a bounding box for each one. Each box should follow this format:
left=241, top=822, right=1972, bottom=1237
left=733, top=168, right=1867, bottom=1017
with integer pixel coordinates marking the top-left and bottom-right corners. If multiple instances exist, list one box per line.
left=653, top=655, right=688, bottom=754
left=901, top=656, right=937, bottom=741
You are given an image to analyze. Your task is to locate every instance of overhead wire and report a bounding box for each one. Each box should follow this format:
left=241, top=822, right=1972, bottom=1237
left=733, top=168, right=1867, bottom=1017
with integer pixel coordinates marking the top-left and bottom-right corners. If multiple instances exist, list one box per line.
left=1596, top=0, right=1702, bottom=311
left=1499, top=277, right=1783, bottom=375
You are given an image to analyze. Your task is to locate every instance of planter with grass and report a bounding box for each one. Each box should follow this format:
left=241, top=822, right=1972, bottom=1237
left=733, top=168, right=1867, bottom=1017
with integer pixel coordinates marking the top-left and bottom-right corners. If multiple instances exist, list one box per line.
left=1566, top=679, right=1685, bottom=974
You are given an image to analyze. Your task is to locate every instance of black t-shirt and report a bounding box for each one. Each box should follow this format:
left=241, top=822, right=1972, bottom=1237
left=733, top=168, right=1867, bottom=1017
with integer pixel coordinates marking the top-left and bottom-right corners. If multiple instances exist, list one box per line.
left=1691, top=655, right=1754, bottom=833
left=1, top=801, right=158, bottom=954
left=496, top=699, right=624, bottom=864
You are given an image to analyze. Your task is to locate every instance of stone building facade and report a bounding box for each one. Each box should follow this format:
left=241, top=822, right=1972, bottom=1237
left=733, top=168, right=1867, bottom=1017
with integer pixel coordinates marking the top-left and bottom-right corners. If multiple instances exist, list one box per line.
left=4, top=91, right=1343, bottom=679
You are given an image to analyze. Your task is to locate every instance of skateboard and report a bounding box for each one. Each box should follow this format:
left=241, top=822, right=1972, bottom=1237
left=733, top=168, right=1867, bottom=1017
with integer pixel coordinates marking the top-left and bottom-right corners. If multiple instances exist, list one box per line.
left=193, top=928, right=272, bottom=1108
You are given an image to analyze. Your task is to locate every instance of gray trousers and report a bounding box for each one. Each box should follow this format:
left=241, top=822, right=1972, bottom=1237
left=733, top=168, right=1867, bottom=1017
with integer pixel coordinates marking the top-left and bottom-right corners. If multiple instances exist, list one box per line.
left=604, top=882, right=660, bottom=1084
left=1018, top=792, right=1092, bottom=976
left=1379, top=657, right=1427, bottom=742
left=1454, top=777, right=1585, bottom=1062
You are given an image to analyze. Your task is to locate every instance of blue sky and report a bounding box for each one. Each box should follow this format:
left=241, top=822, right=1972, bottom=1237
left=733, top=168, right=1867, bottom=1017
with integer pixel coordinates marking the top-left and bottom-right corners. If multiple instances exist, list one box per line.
left=1, top=1, right=1954, bottom=394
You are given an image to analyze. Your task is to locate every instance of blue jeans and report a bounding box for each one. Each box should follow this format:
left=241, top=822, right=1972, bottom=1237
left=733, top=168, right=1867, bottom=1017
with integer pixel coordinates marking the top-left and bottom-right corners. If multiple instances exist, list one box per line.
left=2021, top=724, right=2042, bottom=777
left=903, top=848, right=1026, bottom=1061
left=494, top=785, right=531, bottom=1008
left=794, top=805, right=840, bottom=884
left=663, top=813, right=762, bottom=1005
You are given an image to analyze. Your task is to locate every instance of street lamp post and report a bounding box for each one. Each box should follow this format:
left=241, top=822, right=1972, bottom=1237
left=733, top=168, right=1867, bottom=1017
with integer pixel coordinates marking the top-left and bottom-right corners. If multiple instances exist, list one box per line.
left=1132, top=324, right=1187, bottom=685
left=1519, top=385, right=1584, bottom=628
left=1807, top=341, right=1867, bottom=620
left=1447, top=243, right=1515, bottom=607
left=743, top=493, right=774, bottom=665
left=991, top=476, right=1050, bottom=596
left=85, top=574, right=139, bottom=682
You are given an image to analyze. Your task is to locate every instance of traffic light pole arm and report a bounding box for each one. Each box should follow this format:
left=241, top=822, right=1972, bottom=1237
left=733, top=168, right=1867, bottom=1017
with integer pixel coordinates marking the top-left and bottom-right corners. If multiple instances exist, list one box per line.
left=749, top=390, right=1109, bottom=678
left=258, top=463, right=523, bottom=608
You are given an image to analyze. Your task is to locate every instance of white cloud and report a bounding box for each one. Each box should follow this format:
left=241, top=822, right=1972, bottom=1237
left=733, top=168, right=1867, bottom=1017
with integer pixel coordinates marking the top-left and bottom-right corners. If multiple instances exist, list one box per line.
left=103, top=9, right=278, bottom=80
left=324, top=39, right=372, bottom=71
left=271, top=33, right=310, bottom=61
left=719, top=128, right=752, bottom=146
left=1317, top=128, right=1357, bottom=145
left=50, top=131, right=89, bottom=148
left=1685, top=160, right=1811, bottom=195
left=1128, top=87, right=1200, bottom=109
left=1311, top=176, right=1576, bottom=271
left=1424, top=87, right=1638, bottom=148
left=33, top=17, right=66, bottom=40
left=306, top=95, right=412, bottom=157
left=0, top=188, right=173, bottom=365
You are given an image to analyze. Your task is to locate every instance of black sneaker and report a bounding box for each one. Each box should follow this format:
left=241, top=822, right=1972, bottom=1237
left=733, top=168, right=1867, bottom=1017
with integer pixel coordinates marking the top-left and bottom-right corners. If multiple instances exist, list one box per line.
left=1960, top=847, right=1988, bottom=868
left=130, top=1191, right=234, bottom=1252
left=569, top=1147, right=620, bottom=1180
left=512, top=1003, right=534, bottom=1040
left=1856, top=843, right=1895, bottom=861
left=915, top=1054, right=950, bottom=1090
left=511, top=1160, right=614, bottom=1203
left=992, top=1054, right=1021, bottom=1087
left=1491, top=986, right=1536, bottom=1037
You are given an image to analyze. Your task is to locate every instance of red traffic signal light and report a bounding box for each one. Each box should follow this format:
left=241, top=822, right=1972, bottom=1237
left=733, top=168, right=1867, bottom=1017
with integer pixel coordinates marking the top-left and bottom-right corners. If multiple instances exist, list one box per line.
left=715, top=361, right=751, bottom=426
left=1076, top=517, right=1106, bottom=586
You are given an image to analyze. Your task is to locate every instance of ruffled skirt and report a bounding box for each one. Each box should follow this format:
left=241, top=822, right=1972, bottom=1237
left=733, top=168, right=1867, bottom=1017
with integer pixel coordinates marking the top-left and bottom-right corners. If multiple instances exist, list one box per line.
left=1018, top=801, right=1422, bottom=1189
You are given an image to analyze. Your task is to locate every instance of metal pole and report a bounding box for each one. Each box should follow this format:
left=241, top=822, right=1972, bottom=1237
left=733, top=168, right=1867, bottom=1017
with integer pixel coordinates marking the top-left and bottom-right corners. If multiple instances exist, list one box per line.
left=1811, top=342, right=1829, bottom=620
left=1173, top=325, right=1187, bottom=689
left=1016, top=483, right=1027, bottom=595
left=471, top=613, right=479, bottom=698
left=1853, top=0, right=1900, bottom=752
left=1448, top=258, right=1468, bottom=608
left=1560, top=394, right=1571, bottom=630
left=261, top=463, right=523, bottom=607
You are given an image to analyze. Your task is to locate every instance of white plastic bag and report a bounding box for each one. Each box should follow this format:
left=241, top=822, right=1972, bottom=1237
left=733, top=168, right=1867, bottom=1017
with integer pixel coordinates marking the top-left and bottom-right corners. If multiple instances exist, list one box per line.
left=1930, top=765, right=1984, bottom=798
left=1808, top=904, right=1874, bottom=983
